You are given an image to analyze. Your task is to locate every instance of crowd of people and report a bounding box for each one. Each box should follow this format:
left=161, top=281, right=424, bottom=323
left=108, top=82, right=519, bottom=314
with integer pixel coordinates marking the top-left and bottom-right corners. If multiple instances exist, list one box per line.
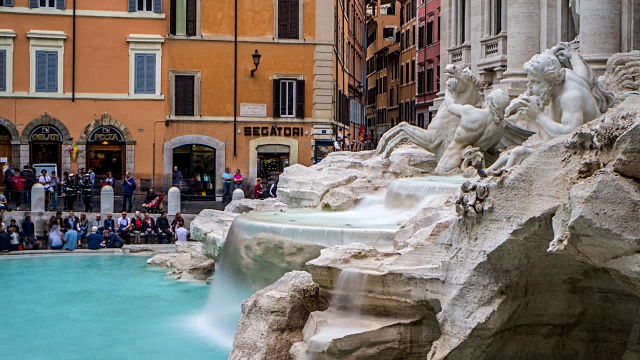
left=0, top=210, right=189, bottom=252
left=220, top=167, right=279, bottom=201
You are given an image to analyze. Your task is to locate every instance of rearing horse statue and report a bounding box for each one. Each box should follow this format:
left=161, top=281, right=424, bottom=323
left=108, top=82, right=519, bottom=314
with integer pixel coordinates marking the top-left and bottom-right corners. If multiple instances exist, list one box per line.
left=376, top=64, right=483, bottom=160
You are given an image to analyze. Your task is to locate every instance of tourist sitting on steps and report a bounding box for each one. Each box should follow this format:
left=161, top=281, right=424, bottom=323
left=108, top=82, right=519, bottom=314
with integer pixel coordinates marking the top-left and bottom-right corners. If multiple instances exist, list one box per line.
left=131, top=211, right=143, bottom=244
left=156, top=212, right=172, bottom=244
left=62, top=223, right=78, bottom=251
left=77, top=213, right=89, bottom=245
left=20, top=214, right=36, bottom=249
left=87, top=226, right=103, bottom=250
left=0, top=225, right=10, bottom=252
left=175, top=223, right=188, bottom=243
left=48, top=217, right=63, bottom=250
left=117, top=212, right=132, bottom=240
left=103, top=213, right=115, bottom=233
left=102, top=230, right=124, bottom=249
left=141, top=212, right=156, bottom=244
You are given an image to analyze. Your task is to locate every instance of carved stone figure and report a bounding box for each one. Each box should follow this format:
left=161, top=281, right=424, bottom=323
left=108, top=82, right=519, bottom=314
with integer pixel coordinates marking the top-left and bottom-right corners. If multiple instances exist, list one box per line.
left=376, top=65, right=482, bottom=160
left=599, top=50, right=640, bottom=99
left=489, top=45, right=614, bottom=172
left=435, top=89, right=511, bottom=173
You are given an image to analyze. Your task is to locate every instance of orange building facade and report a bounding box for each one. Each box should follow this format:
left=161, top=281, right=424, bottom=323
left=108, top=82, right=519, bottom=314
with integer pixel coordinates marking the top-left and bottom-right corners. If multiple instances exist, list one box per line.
left=0, top=0, right=168, bottom=188
left=165, top=0, right=365, bottom=195
left=0, top=0, right=366, bottom=197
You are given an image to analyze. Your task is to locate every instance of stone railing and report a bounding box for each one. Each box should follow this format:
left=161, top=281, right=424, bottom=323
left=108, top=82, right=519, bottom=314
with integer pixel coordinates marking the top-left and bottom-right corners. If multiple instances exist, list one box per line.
left=480, top=33, right=507, bottom=60
left=448, top=44, right=471, bottom=66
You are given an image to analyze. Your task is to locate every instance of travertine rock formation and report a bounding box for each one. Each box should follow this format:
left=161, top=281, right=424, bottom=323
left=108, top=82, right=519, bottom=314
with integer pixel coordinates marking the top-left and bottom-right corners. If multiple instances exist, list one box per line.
left=230, top=271, right=321, bottom=360
left=278, top=144, right=436, bottom=209
left=146, top=242, right=215, bottom=282
left=278, top=95, right=640, bottom=359
left=224, top=198, right=288, bottom=214
left=189, top=209, right=239, bottom=257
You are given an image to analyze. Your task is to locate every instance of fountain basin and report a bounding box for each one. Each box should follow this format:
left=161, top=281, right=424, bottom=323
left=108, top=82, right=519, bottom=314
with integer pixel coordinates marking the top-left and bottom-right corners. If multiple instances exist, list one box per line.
left=0, top=255, right=230, bottom=359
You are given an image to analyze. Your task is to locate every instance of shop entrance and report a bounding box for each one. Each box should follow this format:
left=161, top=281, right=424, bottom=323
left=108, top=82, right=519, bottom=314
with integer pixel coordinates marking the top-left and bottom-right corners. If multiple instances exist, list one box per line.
left=257, top=144, right=290, bottom=180
left=29, top=126, right=62, bottom=172
left=86, top=127, right=126, bottom=179
left=172, top=144, right=216, bottom=198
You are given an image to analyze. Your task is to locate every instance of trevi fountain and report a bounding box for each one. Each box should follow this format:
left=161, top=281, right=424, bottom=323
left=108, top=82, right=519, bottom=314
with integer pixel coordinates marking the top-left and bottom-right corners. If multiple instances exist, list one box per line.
left=186, top=43, right=640, bottom=359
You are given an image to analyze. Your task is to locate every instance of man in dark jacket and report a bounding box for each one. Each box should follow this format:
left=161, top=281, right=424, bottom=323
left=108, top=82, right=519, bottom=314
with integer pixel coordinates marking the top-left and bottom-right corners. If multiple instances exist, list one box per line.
left=122, top=172, right=136, bottom=213
left=103, top=213, right=115, bottom=233
left=156, top=211, right=171, bottom=244
left=21, top=166, right=35, bottom=206
left=20, top=214, right=36, bottom=246
left=141, top=212, right=156, bottom=244
left=81, top=175, right=93, bottom=212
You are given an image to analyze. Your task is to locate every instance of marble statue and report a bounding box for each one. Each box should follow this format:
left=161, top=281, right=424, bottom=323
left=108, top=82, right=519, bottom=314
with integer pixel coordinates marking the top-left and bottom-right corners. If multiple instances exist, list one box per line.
left=435, top=89, right=511, bottom=173
left=376, top=64, right=482, bottom=160
left=488, top=44, right=615, bottom=172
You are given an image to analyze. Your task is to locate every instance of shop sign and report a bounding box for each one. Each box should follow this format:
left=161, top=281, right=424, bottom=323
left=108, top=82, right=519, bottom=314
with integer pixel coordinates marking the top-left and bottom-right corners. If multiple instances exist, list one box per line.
left=240, top=103, right=267, bottom=117
left=89, top=127, right=124, bottom=142
left=30, top=126, right=62, bottom=142
left=244, top=126, right=305, bottom=137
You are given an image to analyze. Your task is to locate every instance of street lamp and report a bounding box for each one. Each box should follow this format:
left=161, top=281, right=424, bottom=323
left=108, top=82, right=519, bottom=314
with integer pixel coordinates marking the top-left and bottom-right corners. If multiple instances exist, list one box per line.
left=250, top=49, right=262, bottom=77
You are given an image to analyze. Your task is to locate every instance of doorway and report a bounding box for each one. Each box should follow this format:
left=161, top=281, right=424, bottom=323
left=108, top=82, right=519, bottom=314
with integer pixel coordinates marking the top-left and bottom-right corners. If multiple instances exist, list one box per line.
left=172, top=144, right=216, bottom=198
left=87, top=145, right=125, bottom=179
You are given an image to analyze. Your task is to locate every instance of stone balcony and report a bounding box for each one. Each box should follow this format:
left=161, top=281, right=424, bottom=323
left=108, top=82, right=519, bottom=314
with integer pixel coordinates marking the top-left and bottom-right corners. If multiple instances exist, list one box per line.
left=477, top=33, right=508, bottom=84
left=447, top=43, right=471, bottom=68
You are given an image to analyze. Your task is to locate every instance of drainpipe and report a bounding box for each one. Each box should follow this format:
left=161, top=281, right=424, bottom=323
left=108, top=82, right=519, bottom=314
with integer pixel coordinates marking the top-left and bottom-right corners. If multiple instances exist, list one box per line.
left=72, top=0, right=77, bottom=102
left=233, top=0, right=238, bottom=157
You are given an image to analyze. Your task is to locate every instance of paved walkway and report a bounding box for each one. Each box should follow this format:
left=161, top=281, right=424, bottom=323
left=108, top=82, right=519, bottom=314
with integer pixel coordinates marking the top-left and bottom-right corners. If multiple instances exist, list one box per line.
left=0, top=244, right=180, bottom=257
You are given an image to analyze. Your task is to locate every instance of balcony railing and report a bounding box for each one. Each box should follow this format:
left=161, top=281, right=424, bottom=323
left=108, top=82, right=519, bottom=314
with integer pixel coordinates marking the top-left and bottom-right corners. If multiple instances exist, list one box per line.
left=447, top=44, right=471, bottom=66
left=478, top=33, right=507, bottom=69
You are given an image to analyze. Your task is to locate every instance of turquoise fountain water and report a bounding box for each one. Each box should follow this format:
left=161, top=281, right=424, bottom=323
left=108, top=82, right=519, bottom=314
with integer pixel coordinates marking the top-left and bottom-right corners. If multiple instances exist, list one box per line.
left=0, top=255, right=230, bottom=360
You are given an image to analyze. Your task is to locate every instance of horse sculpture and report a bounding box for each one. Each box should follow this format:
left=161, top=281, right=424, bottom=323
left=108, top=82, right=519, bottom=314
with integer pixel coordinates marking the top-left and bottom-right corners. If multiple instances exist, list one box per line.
left=376, top=64, right=483, bottom=160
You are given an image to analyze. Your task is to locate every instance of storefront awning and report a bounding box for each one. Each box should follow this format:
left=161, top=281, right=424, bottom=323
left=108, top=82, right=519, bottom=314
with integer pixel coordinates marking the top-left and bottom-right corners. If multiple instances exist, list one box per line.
left=257, top=144, right=290, bottom=154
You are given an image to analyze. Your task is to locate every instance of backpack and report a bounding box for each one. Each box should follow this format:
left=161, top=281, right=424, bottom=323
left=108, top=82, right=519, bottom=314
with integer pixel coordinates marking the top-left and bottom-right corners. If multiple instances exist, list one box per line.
left=132, top=181, right=137, bottom=191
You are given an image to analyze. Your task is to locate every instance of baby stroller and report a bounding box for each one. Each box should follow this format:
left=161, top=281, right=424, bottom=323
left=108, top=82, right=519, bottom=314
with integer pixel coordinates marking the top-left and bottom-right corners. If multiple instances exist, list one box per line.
left=143, top=194, right=165, bottom=214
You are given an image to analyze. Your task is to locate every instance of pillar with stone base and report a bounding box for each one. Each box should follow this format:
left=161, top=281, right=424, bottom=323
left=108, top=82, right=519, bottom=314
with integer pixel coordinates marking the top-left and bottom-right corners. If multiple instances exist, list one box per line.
left=101, top=185, right=114, bottom=214
left=501, top=0, right=541, bottom=96
left=579, top=0, right=622, bottom=75
left=31, top=183, right=45, bottom=212
left=168, top=187, right=180, bottom=216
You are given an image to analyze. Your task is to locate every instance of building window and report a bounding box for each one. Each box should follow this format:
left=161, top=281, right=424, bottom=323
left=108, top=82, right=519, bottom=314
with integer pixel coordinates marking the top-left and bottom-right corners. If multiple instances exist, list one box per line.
left=29, top=0, right=65, bottom=8
left=28, top=30, right=66, bottom=94
left=0, top=50, right=5, bottom=92
left=277, top=0, right=300, bottom=39
left=170, top=0, right=199, bottom=36
left=383, top=27, right=394, bottom=39
left=273, top=78, right=304, bottom=118
left=437, top=14, right=440, bottom=41
left=400, top=64, right=404, bottom=85
left=128, top=0, right=162, bottom=13
left=406, top=61, right=410, bottom=83
left=171, top=71, right=201, bottom=116
left=418, top=23, right=424, bottom=48
left=427, top=16, right=434, bottom=45
left=418, top=113, right=424, bottom=128
left=436, top=63, right=440, bottom=91
left=405, top=31, right=409, bottom=48
left=127, top=35, right=164, bottom=97
left=460, top=0, right=467, bottom=44
left=390, top=87, right=394, bottom=106
left=134, top=54, right=156, bottom=94
left=417, top=69, right=424, bottom=94
left=427, top=65, right=434, bottom=92
left=1, top=1, right=15, bottom=7
left=0, top=30, right=14, bottom=93
left=35, top=51, right=58, bottom=92
left=494, top=0, right=503, bottom=34
left=412, top=25, right=415, bottom=46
